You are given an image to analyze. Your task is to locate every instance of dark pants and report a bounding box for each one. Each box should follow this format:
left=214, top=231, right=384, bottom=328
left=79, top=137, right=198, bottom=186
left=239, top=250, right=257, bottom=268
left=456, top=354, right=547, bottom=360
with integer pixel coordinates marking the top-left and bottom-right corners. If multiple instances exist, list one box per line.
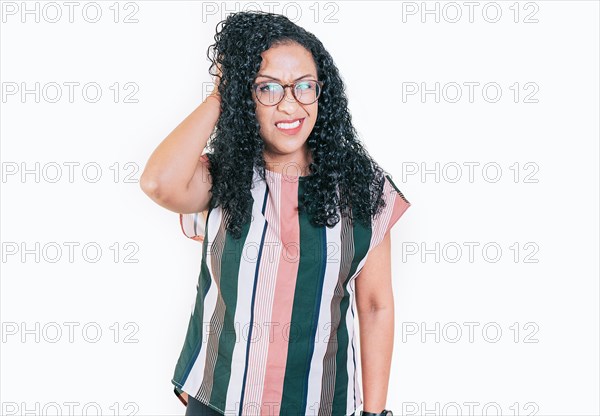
left=185, top=396, right=355, bottom=416
left=185, top=396, right=223, bottom=416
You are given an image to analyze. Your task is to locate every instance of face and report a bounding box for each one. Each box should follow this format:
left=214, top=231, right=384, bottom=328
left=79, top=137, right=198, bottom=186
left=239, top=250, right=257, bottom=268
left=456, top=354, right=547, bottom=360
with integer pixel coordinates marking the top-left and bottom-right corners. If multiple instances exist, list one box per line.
left=253, top=42, right=319, bottom=174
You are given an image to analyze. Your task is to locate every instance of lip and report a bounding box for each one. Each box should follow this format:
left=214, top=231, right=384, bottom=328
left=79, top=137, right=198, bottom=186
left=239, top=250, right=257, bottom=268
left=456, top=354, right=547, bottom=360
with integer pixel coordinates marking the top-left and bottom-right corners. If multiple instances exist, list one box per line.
left=275, top=117, right=305, bottom=136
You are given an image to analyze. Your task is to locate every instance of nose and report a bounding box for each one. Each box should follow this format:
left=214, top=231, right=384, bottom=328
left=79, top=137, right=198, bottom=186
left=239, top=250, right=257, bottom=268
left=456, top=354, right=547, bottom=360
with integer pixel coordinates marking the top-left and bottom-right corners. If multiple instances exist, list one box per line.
left=276, top=86, right=299, bottom=113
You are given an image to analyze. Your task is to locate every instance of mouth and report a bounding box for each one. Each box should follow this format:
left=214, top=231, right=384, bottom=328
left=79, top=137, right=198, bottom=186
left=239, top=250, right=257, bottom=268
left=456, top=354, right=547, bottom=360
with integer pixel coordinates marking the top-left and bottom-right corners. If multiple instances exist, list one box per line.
left=275, top=118, right=305, bottom=135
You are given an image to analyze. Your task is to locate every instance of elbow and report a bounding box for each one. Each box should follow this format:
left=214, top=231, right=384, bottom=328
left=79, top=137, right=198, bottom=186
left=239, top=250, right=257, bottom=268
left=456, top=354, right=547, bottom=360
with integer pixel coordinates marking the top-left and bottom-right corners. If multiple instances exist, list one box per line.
left=140, top=173, right=166, bottom=201
left=357, top=294, right=394, bottom=315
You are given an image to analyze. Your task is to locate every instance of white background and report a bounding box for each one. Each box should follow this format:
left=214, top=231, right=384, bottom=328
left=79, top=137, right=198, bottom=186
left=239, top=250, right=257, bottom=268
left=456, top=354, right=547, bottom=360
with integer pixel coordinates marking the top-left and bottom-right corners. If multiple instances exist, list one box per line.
left=1, top=1, right=598, bottom=415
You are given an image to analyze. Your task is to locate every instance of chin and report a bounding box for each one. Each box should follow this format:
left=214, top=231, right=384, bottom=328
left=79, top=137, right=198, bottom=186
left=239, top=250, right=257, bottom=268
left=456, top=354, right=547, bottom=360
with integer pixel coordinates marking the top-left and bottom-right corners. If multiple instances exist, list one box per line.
left=267, top=131, right=308, bottom=145
left=269, top=144, right=305, bottom=155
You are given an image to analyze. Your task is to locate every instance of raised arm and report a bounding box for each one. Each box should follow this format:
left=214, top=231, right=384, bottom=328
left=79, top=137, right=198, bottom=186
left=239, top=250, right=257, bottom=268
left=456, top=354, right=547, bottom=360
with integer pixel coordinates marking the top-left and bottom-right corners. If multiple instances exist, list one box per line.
left=139, top=84, right=220, bottom=214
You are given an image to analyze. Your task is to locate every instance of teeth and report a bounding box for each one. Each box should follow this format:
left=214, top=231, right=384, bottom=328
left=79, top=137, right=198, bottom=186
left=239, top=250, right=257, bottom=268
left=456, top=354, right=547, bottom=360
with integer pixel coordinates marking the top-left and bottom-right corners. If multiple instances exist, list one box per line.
left=276, top=119, right=301, bottom=129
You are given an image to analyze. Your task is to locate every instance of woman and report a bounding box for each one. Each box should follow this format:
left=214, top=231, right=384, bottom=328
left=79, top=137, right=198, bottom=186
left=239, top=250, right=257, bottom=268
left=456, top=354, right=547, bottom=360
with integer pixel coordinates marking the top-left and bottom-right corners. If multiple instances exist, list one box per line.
left=141, top=11, right=410, bottom=416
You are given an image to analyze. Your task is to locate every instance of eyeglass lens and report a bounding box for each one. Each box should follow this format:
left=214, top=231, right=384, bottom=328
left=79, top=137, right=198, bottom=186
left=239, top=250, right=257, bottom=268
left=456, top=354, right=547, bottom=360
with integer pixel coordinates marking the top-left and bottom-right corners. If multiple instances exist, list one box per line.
left=255, top=81, right=321, bottom=105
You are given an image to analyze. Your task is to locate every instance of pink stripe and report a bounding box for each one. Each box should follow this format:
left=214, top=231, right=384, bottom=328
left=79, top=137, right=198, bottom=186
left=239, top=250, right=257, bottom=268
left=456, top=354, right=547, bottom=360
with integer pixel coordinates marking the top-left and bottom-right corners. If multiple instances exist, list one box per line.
left=261, top=174, right=301, bottom=406
left=385, top=191, right=411, bottom=236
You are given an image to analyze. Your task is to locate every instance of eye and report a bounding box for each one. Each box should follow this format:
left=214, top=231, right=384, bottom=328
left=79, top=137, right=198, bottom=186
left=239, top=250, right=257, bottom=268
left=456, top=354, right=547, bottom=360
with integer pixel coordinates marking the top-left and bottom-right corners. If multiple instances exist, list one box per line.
left=296, top=81, right=314, bottom=90
left=258, top=82, right=280, bottom=93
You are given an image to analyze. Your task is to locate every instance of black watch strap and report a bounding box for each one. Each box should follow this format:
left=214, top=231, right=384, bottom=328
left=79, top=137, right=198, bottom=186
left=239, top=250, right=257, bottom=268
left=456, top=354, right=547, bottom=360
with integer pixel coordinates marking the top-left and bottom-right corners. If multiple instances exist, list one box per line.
left=360, top=410, right=392, bottom=416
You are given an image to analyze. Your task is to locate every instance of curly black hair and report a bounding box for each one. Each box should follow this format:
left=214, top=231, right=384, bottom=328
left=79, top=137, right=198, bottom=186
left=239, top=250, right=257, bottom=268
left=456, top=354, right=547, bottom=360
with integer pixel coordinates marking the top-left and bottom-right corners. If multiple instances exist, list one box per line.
left=204, top=11, right=389, bottom=239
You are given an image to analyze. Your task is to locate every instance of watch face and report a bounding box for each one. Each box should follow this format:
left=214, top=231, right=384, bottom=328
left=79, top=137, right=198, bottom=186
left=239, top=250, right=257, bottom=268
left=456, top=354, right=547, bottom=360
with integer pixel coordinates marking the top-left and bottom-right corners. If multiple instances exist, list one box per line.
left=384, top=411, right=393, bottom=416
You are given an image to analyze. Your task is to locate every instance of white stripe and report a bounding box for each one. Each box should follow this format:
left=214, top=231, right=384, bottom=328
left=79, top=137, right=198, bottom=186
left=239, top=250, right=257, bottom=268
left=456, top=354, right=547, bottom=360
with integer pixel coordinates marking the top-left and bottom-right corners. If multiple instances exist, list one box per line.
left=344, top=282, right=357, bottom=415
left=180, top=212, right=205, bottom=239
left=225, top=172, right=269, bottom=414
left=347, top=278, right=363, bottom=414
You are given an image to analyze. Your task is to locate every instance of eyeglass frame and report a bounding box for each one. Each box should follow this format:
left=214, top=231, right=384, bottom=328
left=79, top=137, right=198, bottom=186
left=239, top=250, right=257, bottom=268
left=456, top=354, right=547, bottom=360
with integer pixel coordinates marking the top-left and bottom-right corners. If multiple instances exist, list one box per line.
left=252, top=79, right=325, bottom=106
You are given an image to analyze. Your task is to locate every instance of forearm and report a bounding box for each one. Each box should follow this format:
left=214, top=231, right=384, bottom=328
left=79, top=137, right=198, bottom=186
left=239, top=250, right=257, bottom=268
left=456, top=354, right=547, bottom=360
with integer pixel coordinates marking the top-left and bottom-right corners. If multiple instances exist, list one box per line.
left=140, top=95, right=220, bottom=196
left=359, top=305, right=394, bottom=413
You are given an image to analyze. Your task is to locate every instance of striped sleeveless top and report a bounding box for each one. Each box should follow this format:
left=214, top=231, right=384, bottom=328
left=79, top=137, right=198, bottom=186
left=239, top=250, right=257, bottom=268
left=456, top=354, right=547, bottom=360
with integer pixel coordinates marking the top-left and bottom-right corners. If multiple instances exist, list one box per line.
left=172, top=154, right=411, bottom=416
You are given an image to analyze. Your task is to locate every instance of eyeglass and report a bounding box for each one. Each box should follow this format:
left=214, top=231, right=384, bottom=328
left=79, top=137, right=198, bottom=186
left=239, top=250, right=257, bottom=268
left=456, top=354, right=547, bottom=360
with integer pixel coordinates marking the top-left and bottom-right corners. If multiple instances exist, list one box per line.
left=252, top=79, right=324, bottom=106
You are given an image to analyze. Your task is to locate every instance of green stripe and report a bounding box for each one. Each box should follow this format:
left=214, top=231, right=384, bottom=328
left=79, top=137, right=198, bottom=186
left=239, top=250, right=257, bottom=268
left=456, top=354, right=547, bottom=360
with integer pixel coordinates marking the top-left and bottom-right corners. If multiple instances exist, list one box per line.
left=331, top=217, right=371, bottom=415
left=280, top=180, right=327, bottom=415
left=209, top=215, right=251, bottom=408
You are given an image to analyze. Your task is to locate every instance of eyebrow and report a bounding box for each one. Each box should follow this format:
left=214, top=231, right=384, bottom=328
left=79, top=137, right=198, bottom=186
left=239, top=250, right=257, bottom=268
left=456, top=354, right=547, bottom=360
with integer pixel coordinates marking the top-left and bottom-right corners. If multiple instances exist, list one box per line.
left=255, top=73, right=316, bottom=82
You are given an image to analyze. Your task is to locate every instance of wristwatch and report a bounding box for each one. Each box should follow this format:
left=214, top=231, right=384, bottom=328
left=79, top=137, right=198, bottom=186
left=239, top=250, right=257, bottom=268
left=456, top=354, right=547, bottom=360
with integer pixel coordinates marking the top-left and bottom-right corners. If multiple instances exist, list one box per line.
left=360, top=410, right=393, bottom=416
